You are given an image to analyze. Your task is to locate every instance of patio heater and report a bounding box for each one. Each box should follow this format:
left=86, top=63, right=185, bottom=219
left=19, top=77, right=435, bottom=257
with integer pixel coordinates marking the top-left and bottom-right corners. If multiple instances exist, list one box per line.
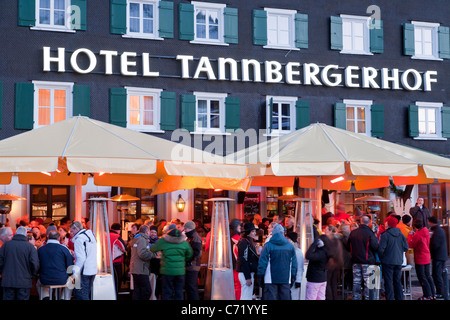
left=204, top=197, right=235, bottom=300
left=88, top=197, right=116, bottom=300
left=0, top=194, right=26, bottom=225
left=110, top=194, right=140, bottom=242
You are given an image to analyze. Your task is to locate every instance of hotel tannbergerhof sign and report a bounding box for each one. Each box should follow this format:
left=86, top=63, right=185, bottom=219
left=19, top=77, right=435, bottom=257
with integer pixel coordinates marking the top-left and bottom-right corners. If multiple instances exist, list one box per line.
left=43, top=46, right=439, bottom=91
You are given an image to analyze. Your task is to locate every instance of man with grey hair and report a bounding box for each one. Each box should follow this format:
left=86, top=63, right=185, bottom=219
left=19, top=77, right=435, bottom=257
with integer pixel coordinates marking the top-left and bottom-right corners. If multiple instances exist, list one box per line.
left=0, top=226, right=39, bottom=300
left=347, top=215, right=379, bottom=300
left=70, top=221, right=97, bottom=300
left=0, top=227, right=13, bottom=248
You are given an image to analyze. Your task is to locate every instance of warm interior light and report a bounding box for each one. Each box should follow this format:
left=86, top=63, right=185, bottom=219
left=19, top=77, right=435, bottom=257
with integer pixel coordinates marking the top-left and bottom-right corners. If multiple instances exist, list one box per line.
left=176, top=194, right=185, bottom=212
left=41, top=171, right=52, bottom=176
left=56, top=169, right=62, bottom=173
left=331, top=176, right=345, bottom=183
left=98, top=172, right=105, bottom=176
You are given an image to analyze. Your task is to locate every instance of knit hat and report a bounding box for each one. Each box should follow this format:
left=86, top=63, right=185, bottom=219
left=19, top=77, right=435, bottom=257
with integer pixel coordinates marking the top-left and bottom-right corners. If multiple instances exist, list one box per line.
left=272, top=224, right=285, bottom=235
left=243, top=222, right=256, bottom=233
left=286, top=232, right=298, bottom=243
left=386, top=216, right=398, bottom=228
left=165, top=223, right=180, bottom=237
left=428, top=216, right=438, bottom=224
left=184, top=220, right=196, bottom=231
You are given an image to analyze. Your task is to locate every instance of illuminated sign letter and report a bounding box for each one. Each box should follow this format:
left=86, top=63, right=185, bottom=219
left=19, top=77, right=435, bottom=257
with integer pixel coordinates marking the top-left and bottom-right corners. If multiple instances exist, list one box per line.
left=321, top=64, right=342, bottom=87
left=285, top=62, right=301, bottom=85
left=70, top=48, right=97, bottom=74
left=193, top=56, right=216, bottom=80
left=303, top=63, right=322, bottom=85
left=381, top=68, right=400, bottom=90
left=423, top=70, right=438, bottom=92
left=99, top=50, right=118, bottom=75
left=43, top=47, right=66, bottom=72
left=401, top=69, right=422, bottom=91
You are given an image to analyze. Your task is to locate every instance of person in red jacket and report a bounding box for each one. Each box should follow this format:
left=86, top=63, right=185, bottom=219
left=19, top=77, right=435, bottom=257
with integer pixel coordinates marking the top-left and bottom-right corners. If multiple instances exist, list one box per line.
left=408, top=219, right=435, bottom=300
left=110, top=223, right=126, bottom=295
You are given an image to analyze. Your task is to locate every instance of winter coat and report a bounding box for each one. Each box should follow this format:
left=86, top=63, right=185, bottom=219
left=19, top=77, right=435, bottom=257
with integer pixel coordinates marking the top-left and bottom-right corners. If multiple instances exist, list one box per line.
left=305, top=237, right=330, bottom=283
left=257, top=232, right=297, bottom=284
left=0, top=234, right=40, bottom=288
left=347, top=224, right=379, bottom=265
left=378, top=227, right=409, bottom=266
left=429, top=224, right=447, bottom=262
left=130, top=232, right=155, bottom=275
left=410, top=205, right=431, bottom=228
left=236, top=236, right=259, bottom=280
left=71, top=228, right=97, bottom=276
left=109, top=230, right=126, bottom=264
left=408, top=227, right=431, bottom=265
left=150, top=231, right=193, bottom=276
left=185, top=229, right=202, bottom=272
left=37, top=239, right=74, bottom=285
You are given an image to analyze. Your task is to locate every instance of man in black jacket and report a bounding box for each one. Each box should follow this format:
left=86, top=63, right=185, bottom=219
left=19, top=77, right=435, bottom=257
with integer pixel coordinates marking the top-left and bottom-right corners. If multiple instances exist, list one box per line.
left=428, top=216, right=448, bottom=299
left=184, top=220, right=202, bottom=300
left=410, top=197, right=431, bottom=229
left=347, top=215, right=379, bottom=300
left=378, top=216, right=409, bottom=300
left=0, top=226, right=40, bottom=300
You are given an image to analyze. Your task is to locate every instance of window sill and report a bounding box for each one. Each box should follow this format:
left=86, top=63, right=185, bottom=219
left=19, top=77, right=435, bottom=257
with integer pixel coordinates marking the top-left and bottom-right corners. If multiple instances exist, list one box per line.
left=191, top=131, right=231, bottom=136
left=30, top=26, right=76, bottom=33
left=339, top=50, right=373, bottom=56
left=411, top=56, right=443, bottom=62
left=128, top=128, right=165, bottom=134
left=263, top=131, right=292, bottom=137
left=263, top=45, right=300, bottom=51
left=122, top=34, right=164, bottom=41
left=190, top=40, right=229, bottom=46
left=413, top=136, right=447, bottom=141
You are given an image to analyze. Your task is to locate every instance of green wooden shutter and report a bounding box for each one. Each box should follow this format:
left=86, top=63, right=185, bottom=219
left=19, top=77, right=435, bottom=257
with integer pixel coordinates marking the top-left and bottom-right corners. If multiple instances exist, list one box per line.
left=370, top=104, right=384, bottom=137
left=295, top=13, right=308, bottom=49
left=73, top=85, right=90, bottom=117
left=159, top=1, right=174, bottom=38
left=268, top=97, right=273, bottom=131
left=225, top=97, right=240, bottom=130
left=180, top=94, right=196, bottom=132
left=15, top=83, right=34, bottom=130
left=441, top=106, right=450, bottom=138
left=71, top=0, right=87, bottom=30
left=438, top=26, right=450, bottom=59
left=330, top=16, right=343, bottom=50
left=109, top=88, right=127, bottom=127
left=403, top=23, right=415, bottom=56
left=252, top=10, right=267, bottom=46
left=408, top=104, right=419, bottom=137
left=18, top=0, right=36, bottom=26
left=334, top=102, right=346, bottom=130
left=160, top=91, right=176, bottom=130
left=110, top=0, right=127, bottom=34
left=179, top=3, right=194, bottom=40
left=224, top=7, right=238, bottom=44
left=0, top=83, right=3, bottom=129
left=295, top=100, right=310, bottom=130
left=370, top=20, right=384, bottom=53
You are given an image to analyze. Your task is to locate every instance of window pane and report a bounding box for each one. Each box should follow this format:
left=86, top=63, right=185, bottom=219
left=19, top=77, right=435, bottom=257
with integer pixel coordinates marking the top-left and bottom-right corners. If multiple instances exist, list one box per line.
left=281, top=117, right=290, bottom=130
left=198, top=100, right=207, bottom=114
left=143, top=19, right=153, bottom=34
left=196, top=9, right=206, bottom=23
left=272, top=116, right=279, bottom=130
left=343, top=35, right=352, bottom=50
left=429, top=122, right=436, bottom=134
left=39, top=108, right=50, bottom=126
left=343, top=21, right=352, bottom=36
left=353, top=22, right=364, bottom=37
left=423, top=41, right=433, bottom=56
left=143, top=111, right=153, bottom=125
left=54, top=90, right=66, bottom=108
left=129, top=95, right=140, bottom=110
left=353, top=36, right=364, bottom=51
left=210, top=114, right=220, bottom=128
left=419, top=121, right=426, bottom=134
left=209, top=25, right=219, bottom=39
left=281, top=103, right=290, bottom=116
left=54, top=108, right=66, bottom=123
left=143, top=96, right=153, bottom=111
left=130, top=18, right=140, bottom=32
left=40, top=0, right=51, bottom=8
left=54, top=0, right=65, bottom=10
left=40, top=10, right=51, bottom=24
left=357, top=107, right=365, bottom=120
left=39, top=89, right=51, bottom=107
left=143, top=4, right=153, bottom=18
left=427, top=108, right=436, bottom=121
left=210, top=100, right=220, bottom=114
left=418, top=108, right=426, bottom=120
left=346, top=107, right=355, bottom=120
left=54, top=10, right=65, bottom=26
left=357, top=120, right=366, bottom=133
left=129, top=110, right=140, bottom=125
left=423, top=28, right=432, bottom=42
left=198, top=113, right=207, bottom=128
left=197, top=24, right=206, bottom=38
left=130, top=3, right=140, bottom=18
left=346, top=120, right=355, bottom=132
left=209, top=11, right=218, bottom=25
left=278, top=30, right=290, bottom=46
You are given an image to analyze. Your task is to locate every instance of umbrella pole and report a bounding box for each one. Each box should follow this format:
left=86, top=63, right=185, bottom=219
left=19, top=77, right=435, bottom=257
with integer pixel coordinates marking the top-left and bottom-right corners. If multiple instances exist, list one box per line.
left=75, top=173, right=82, bottom=222
left=316, top=176, right=322, bottom=231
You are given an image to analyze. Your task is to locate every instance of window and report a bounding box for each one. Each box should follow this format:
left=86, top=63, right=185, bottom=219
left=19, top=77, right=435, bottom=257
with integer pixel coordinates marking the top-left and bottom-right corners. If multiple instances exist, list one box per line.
left=126, top=0, right=161, bottom=39
left=265, top=8, right=296, bottom=50
left=266, top=96, right=297, bottom=135
left=30, top=185, right=70, bottom=222
left=126, top=87, right=162, bottom=132
left=343, top=99, right=372, bottom=136
left=30, top=0, right=82, bottom=32
left=417, top=102, right=443, bottom=139
left=341, top=15, right=372, bottom=55
left=32, top=81, right=73, bottom=128
left=191, top=2, right=226, bottom=45
left=412, top=21, right=441, bottom=60
left=194, top=92, right=226, bottom=133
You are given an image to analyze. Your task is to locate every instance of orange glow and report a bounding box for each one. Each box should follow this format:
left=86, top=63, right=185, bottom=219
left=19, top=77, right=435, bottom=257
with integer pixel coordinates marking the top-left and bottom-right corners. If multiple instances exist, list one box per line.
left=331, top=176, right=345, bottom=183
left=41, top=171, right=52, bottom=176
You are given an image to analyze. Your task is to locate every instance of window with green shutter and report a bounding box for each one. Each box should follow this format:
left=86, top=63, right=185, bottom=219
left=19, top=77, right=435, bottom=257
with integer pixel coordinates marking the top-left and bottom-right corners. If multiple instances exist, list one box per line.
left=110, top=88, right=127, bottom=127
left=295, top=13, right=309, bottom=49
left=330, top=16, right=343, bottom=51
left=180, top=94, right=196, bottom=132
left=15, top=83, right=34, bottom=130
left=18, top=0, right=36, bottom=26
left=110, top=0, right=127, bottom=34
left=295, top=100, right=310, bottom=130
left=252, top=10, right=267, bottom=46
left=178, top=3, right=194, bottom=41
left=159, top=1, right=174, bottom=38
left=441, top=106, right=450, bottom=138
left=224, top=7, right=238, bottom=44
left=160, top=91, right=176, bottom=130
left=73, top=85, right=91, bottom=117
left=267, top=96, right=297, bottom=134
left=370, top=20, right=384, bottom=53
left=403, top=23, right=415, bottom=56
left=438, top=26, right=450, bottom=59
left=370, top=104, right=384, bottom=137
left=334, top=102, right=346, bottom=130
left=408, top=104, right=419, bottom=137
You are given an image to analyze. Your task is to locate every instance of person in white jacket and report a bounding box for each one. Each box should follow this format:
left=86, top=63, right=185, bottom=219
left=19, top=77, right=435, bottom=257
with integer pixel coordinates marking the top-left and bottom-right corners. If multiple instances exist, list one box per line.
left=70, top=221, right=97, bottom=300
left=286, top=232, right=304, bottom=300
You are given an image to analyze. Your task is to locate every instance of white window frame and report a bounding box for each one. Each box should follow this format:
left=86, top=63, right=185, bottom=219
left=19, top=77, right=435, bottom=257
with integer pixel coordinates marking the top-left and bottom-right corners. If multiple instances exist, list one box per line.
left=32, top=0, right=76, bottom=33
left=343, top=99, right=372, bottom=136
left=263, top=8, right=298, bottom=51
left=411, top=21, right=442, bottom=61
left=340, top=14, right=373, bottom=56
left=266, top=96, right=297, bottom=136
left=415, top=101, right=445, bottom=140
left=32, top=80, right=74, bottom=129
left=193, top=91, right=227, bottom=134
left=190, top=1, right=228, bottom=46
left=125, top=87, right=163, bottom=132
left=124, top=0, right=163, bottom=40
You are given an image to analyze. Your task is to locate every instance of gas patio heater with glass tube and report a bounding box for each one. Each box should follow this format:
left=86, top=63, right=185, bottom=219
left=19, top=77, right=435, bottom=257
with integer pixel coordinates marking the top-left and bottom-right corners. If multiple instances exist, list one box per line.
left=204, top=197, right=235, bottom=300
left=0, top=194, right=26, bottom=225
left=88, top=197, right=116, bottom=300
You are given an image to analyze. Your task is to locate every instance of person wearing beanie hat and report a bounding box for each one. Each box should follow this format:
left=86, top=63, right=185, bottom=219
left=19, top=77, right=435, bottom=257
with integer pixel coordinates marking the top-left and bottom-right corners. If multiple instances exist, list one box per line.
left=236, top=221, right=259, bottom=300
left=378, top=215, right=409, bottom=300
left=184, top=220, right=202, bottom=300
left=0, top=226, right=39, bottom=300
left=428, top=216, right=448, bottom=299
left=150, top=222, right=193, bottom=300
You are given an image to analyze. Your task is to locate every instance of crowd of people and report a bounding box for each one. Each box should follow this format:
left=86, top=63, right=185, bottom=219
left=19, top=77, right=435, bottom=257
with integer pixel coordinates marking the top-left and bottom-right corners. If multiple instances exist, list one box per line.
left=0, top=196, right=448, bottom=301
